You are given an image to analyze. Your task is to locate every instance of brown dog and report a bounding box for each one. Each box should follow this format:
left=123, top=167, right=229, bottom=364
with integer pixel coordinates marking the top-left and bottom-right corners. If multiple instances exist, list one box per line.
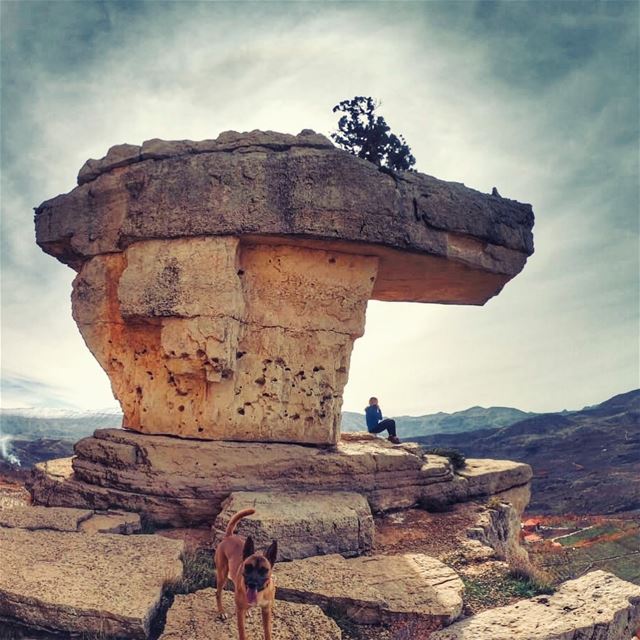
left=214, top=508, right=278, bottom=640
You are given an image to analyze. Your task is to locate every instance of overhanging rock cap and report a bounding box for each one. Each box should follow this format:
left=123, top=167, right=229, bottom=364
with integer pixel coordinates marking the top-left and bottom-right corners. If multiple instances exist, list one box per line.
left=35, top=129, right=534, bottom=305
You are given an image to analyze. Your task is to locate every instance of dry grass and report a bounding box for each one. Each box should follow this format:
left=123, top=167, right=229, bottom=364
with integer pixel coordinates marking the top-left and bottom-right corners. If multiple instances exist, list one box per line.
left=150, top=548, right=216, bottom=640
left=486, top=496, right=505, bottom=510
left=506, top=552, right=555, bottom=595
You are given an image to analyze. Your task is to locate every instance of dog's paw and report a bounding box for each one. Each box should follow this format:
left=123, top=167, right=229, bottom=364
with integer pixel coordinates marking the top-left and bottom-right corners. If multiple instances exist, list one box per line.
left=216, top=612, right=228, bottom=622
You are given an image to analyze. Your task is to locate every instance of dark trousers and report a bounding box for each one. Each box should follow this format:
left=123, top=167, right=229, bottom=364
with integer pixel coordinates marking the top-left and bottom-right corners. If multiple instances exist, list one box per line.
left=368, top=418, right=397, bottom=437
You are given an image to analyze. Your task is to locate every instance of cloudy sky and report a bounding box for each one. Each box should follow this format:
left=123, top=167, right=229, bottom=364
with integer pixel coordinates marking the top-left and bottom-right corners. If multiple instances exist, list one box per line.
left=1, top=1, right=638, bottom=417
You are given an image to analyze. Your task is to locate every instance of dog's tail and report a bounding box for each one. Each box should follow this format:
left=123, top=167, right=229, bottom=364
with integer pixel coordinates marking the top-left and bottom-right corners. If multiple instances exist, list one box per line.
left=224, top=508, right=256, bottom=537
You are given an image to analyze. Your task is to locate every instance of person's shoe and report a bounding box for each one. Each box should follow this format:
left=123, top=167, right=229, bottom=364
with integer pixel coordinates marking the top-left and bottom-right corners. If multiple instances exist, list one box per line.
left=388, top=435, right=401, bottom=445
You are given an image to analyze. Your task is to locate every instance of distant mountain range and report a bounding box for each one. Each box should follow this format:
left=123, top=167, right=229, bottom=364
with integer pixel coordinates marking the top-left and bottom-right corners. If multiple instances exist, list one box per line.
left=341, top=405, right=540, bottom=437
left=2, top=390, right=638, bottom=516
left=0, top=408, right=122, bottom=468
left=0, top=407, right=122, bottom=440
left=412, top=389, right=640, bottom=516
left=3, top=403, right=545, bottom=449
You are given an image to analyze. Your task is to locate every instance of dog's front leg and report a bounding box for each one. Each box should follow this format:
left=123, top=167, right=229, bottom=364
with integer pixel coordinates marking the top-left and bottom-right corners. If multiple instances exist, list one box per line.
left=261, top=604, right=273, bottom=640
left=236, top=605, right=248, bottom=640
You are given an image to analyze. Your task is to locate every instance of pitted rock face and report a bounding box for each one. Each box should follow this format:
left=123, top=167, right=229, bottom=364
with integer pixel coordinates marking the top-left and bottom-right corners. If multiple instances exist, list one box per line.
left=72, top=238, right=376, bottom=443
left=35, top=129, right=535, bottom=444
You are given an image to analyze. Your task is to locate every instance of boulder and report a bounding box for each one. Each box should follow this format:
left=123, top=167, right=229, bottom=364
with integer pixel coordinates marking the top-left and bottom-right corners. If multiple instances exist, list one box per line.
left=28, top=429, right=532, bottom=526
left=159, top=589, right=342, bottom=640
left=430, top=571, right=640, bottom=640
left=465, top=501, right=528, bottom=563
left=212, top=491, right=374, bottom=560
left=0, top=528, right=183, bottom=637
left=275, top=553, right=464, bottom=627
left=35, top=130, right=534, bottom=445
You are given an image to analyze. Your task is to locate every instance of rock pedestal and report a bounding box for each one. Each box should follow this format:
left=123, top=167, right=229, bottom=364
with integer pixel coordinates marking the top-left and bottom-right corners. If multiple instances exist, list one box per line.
left=35, top=130, right=534, bottom=445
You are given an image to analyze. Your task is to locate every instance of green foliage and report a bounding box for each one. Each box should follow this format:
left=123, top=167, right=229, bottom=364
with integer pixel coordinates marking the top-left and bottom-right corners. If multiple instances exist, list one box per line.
left=462, top=568, right=554, bottom=612
left=331, top=96, right=416, bottom=172
left=424, top=447, right=466, bottom=470
left=506, top=575, right=555, bottom=597
left=507, top=553, right=556, bottom=595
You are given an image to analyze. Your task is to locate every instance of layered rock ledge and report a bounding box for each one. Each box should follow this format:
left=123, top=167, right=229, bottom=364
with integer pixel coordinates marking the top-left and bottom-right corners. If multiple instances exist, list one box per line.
left=28, top=428, right=533, bottom=526
left=35, top=130, right=534, bottom=445
left=430, top=570, right=640, bottom=640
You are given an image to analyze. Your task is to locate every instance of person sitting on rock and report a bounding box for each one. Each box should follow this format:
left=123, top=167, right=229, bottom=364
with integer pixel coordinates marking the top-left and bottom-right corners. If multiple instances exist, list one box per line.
left=365, top=397, right=400, bottom=444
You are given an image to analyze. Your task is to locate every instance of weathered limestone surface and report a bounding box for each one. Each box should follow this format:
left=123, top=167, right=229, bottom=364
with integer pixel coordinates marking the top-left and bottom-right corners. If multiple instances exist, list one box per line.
left=212, top=491, right=374, bottom=560
left=36, top=130, right=534, bottom=271
left=0, top=504, right=93, bottom=531
left=0, top=528, right=183, bottom=638
left=0, top=502, right=141, bottom=534
left=466, top=501, right=528, bottom=563
left=78, top=509, right=142, bottom=534
left=28, top=429, right=532, bottom=526
left=430, top=571, right=640, bottom=640
left=160, top=589, right=342, bottom=640
left=421, top=458, right=533, bottom=505
left=275, top=553, right=464, bottom=626
left=35, top=130, right=534, bottom=444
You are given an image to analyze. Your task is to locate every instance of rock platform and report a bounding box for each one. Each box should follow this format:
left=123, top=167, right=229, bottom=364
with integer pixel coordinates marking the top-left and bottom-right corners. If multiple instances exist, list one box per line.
left=275, top=552, right=465, bottom=626
left=28, top=428, right=533, bottom=526
left=0, top=522, right=183, bottom=637
left=0, top=502, right=141, bottom=534
left=160, top=589, right=342, bottom=640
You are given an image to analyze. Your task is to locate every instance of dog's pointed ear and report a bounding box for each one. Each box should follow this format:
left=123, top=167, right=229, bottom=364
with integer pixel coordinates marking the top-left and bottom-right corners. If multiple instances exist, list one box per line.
left=265, top=540, right=278, bottom=566
left=243, top=536, right=255, bottom=560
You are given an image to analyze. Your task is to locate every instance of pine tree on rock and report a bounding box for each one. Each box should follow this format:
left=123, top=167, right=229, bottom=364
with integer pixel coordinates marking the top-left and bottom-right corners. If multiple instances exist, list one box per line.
left=331, top=96, right=416, bottom=173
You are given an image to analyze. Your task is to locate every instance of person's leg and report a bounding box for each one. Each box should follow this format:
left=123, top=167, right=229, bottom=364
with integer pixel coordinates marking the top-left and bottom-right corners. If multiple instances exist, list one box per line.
left=368, top=421, right=387, bottom=435
left=378, top=418, right=396, bottom=437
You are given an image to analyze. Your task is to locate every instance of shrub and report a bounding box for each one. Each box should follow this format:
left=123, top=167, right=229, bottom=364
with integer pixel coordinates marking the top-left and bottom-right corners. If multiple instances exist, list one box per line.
left=331, top=96, right=416, bottom=173
left=424, top=447, right=466, bottom=470
left=486, top=496, right=505, bottom=510
left=507, top=553, right=555, bottom=595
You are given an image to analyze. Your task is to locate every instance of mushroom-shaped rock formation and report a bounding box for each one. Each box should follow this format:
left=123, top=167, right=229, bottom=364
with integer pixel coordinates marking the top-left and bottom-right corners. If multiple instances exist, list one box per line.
left=35, top=130, right=534, bottom=445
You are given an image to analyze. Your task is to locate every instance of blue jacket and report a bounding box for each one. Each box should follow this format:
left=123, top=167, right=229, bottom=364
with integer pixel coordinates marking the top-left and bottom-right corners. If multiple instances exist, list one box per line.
left=365, top=405, right=382, bottom=431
